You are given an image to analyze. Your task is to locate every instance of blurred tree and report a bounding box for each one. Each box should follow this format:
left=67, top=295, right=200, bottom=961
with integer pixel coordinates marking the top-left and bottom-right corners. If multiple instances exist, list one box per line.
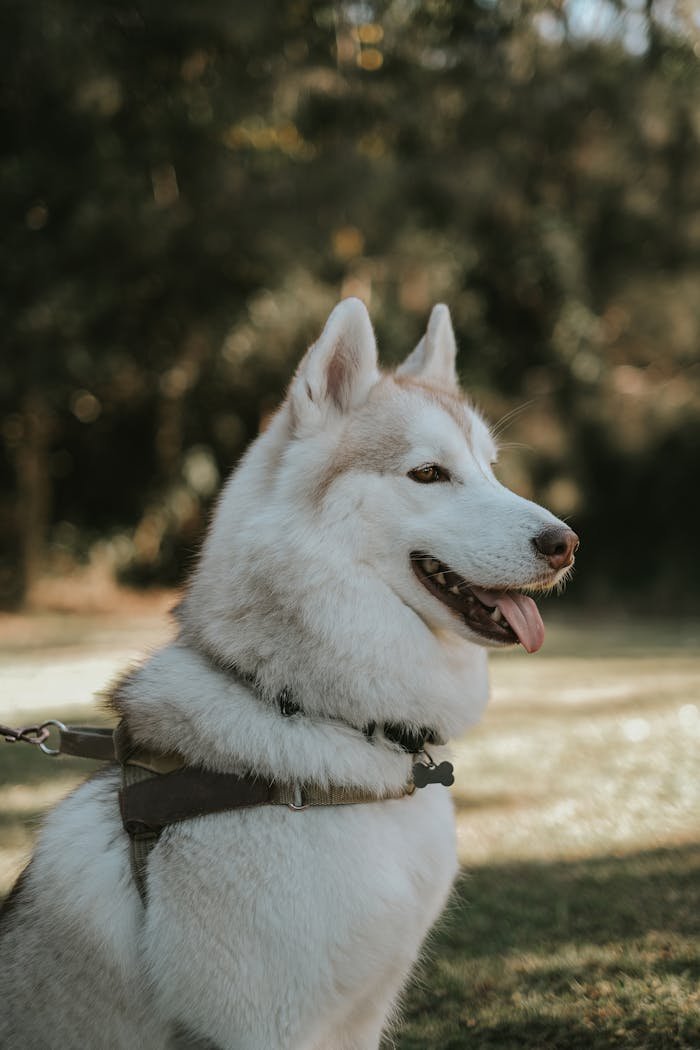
left=1, top=0, right=698, bottom=608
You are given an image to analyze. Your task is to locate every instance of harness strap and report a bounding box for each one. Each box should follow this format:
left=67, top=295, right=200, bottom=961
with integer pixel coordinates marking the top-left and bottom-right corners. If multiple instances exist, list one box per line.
left=121, top=762, right=160, bottom=902
left=119, top=759, right=415, bottom=903
left=3, top=717, right=433, bottom=906
left=56, top=725, right=116, bottom=761
left=120, top=765, right=414, bottom=836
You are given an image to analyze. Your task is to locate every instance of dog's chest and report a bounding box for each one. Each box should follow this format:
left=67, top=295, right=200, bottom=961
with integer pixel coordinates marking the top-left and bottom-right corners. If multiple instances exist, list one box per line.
left=146, top=786, right=458, bottom=1012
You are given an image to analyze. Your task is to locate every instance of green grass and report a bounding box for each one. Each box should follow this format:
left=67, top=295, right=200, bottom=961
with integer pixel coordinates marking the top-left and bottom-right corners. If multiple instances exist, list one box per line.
left=1, top=609, right=699, bottom=1048
left=391, top=613, right=700, bottom=1049
left=396, top=847, right=700, bottom=1049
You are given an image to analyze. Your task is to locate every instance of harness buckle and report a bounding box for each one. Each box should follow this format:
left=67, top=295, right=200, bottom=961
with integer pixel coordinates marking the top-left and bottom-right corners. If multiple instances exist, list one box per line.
left=288, top=785, right=308, bottom=811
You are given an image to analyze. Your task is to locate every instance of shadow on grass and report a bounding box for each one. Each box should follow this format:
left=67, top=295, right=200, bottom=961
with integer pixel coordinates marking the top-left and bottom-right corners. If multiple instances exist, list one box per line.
left=0, top=709, right=114, bottom=787
left=394, top=844, right=700, bottom=1050
left=0, top=809, right=48, bottom=833
left=397, top=1016, right=698, bottom=1050
left=451, top=790, right=539, bottom=812
left=0, top=713, right=114, bottom=888
left=0, top=738, right=104, bottom=790
left=447, top=845, right=700, bottom=954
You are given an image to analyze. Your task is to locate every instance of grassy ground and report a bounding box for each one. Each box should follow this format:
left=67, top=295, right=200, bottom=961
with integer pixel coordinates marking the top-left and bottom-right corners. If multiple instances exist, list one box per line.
left=1, top=605, right=698, bottom=1048
left=397, top=614, right=700, bottom=1049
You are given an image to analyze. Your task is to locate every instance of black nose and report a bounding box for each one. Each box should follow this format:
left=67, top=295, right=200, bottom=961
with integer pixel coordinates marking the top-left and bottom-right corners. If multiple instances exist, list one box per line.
left=533, top=526, right=579, bottom=571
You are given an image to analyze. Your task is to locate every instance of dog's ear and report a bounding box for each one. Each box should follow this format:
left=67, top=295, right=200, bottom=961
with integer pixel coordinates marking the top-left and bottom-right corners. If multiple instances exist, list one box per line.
left=290, top=298, right=379, bottom=427
left=396, top=304, right=458, bottom=388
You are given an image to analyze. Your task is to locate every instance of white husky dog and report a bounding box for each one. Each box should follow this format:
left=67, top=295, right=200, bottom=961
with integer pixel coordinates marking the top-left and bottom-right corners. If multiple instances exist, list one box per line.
left=0, top=300, right=577, bottom=1049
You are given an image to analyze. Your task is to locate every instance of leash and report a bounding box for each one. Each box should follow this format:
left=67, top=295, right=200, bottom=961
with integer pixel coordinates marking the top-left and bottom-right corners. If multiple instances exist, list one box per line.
left=1, top=720, right=116, bottom=759
left=2, top=717, right=453, bottom=903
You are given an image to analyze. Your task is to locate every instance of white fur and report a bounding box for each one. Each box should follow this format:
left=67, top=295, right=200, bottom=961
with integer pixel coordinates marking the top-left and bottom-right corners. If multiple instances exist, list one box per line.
left=0, top=299, right=574, bottom=1049
left=396, top=302, right=458, bottom=387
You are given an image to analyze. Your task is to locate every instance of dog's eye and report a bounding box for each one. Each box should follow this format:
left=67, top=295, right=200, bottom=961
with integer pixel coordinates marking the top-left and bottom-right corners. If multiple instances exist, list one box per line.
left=408, top=464, right=450, bottom=484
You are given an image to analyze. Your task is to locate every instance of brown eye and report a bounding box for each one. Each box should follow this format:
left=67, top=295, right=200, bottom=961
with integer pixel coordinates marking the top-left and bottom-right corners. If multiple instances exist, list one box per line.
left=408, top=464, right=449, bottom=484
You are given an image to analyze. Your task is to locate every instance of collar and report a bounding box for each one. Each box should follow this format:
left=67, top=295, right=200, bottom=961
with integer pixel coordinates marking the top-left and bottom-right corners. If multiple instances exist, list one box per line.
left=190, top=642, right=447, bottom=756
left=277, top=686, right=445, bottom=754
left=178, top=640, right=453, bottom=785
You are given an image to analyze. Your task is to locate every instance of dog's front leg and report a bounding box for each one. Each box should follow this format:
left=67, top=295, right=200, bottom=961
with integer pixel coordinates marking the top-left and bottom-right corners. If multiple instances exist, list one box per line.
left=332, top=1017, right=391, bottom=1050
left=311, top=960, right=414, bottom=1050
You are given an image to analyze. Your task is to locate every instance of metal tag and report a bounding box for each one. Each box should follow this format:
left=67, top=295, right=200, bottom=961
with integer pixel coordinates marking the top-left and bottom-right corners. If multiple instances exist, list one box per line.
left=412, top=760, right=454, bottom=788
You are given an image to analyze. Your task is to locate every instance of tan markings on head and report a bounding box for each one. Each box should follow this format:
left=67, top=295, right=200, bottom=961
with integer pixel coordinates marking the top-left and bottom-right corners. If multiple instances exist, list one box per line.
left=392, top=374, right=476, bottom=447
left=312, top=374, right=481, bottom=504
left=313, top=377, right=413, bottom=503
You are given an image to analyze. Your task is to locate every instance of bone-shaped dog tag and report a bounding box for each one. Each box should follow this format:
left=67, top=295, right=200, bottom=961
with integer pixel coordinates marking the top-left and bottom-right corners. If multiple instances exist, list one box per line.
left=412, top=760, right=454, bottom=788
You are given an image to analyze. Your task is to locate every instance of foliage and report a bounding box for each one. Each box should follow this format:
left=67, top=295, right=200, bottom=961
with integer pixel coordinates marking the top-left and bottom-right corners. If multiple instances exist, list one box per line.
left=2, top=0, right=699, bottom=606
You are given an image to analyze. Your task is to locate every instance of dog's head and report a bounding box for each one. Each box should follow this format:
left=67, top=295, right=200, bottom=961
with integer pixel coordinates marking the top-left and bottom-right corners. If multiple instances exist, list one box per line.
left=180, top=299, right=578, bottom=729
left=283, top=298, right=577, bottom=654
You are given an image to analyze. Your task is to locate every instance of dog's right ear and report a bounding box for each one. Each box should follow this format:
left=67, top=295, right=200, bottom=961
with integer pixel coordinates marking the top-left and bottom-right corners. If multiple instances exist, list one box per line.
left=289, top=298, right=379, bottom=429
left=396, top=303, right=458, bottom=388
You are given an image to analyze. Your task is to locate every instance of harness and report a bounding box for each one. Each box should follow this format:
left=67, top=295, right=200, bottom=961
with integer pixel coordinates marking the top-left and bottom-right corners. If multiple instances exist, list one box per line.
left=2, top=699, right=454, bottom=904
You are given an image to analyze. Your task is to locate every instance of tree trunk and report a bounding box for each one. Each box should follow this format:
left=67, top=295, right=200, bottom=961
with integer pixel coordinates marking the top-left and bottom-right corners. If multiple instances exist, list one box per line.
left=15, top=390, right=53, bottom=604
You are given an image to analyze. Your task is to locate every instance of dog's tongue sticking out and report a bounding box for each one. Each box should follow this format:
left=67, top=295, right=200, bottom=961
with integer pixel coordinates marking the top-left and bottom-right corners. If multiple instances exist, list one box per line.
left=471, top=588, right=545, bottom=653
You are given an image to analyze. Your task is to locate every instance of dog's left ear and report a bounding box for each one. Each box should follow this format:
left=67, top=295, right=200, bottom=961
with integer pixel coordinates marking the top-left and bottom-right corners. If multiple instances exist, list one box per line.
left=396, top=304, right=458, bottom=388
left=290, top=298, right=379, bottom=427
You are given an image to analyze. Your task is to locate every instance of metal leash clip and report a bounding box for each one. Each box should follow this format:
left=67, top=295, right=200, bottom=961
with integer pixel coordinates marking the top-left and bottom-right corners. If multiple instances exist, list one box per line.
left=1, top=723, right=49, bottom=747
left=0, top=719, right=66, bottom=754
left=36, top=719, right=67, bottom=755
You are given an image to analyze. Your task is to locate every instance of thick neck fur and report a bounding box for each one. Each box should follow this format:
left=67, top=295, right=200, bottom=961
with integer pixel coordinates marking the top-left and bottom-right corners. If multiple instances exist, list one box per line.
left=114, top=642, right=427, bottom=792
left=168, top=397, right=489, bottom=750
left=112, top=298, right=571, bottom=793
left=115, top=299, right=498, bottom=787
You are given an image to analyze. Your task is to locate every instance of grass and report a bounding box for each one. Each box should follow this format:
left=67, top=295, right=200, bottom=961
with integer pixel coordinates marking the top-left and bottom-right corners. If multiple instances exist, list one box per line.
left=393, top=612, right=700, bottom=1049
left=397, top=848, right=700, bottom=1049
left=1, top=605, right=699, bottom=1048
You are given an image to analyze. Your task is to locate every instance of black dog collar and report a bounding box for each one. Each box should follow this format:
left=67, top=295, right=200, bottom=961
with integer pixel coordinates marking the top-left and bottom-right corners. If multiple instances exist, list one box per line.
left=277, top=688, right=445, bottom=755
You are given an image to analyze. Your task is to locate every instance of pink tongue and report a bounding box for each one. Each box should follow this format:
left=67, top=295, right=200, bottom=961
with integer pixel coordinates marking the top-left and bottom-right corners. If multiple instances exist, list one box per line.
left=471, top=588, right=545, bottom=653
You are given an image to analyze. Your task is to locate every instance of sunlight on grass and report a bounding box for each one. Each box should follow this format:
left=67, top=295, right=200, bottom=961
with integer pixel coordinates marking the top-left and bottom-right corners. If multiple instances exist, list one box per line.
left=0, top=734, right=98, bottom=893
left=0, top=776, right=86, bottom=892
left=394, top=616, right=700, bottom=1049
left=398, top=846, right=700, bottom=1049
left=0, top=607, right=173, bottom=719
left=452, top=619, right=700, bottom=866
left=0, top=777, right=82, bottom=815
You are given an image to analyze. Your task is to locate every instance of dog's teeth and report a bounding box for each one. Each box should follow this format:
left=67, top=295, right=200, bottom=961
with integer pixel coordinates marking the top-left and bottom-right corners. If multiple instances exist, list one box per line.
left=423, top=558, right=440, bottom=574
left=450, top=585, right=461, bottom=595
left=490, top=607, right=503, bottom=622
left=435, top=572, right=446, bottom=587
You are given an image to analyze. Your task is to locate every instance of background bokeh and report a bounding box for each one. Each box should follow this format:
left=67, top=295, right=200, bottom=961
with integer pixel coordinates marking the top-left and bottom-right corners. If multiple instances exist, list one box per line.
left=2, top=0, right=699, bottom=610
left=2, top=7, right=700, bottom=1046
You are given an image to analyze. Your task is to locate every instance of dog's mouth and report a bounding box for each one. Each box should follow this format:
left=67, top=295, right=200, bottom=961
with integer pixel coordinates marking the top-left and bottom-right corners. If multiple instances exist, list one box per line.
left=410, top=553, right=545, bottom=653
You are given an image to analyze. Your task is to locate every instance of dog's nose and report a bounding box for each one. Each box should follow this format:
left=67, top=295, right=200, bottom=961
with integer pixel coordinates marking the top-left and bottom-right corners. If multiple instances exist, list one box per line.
left=533, top=526, right=579, bottom=570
